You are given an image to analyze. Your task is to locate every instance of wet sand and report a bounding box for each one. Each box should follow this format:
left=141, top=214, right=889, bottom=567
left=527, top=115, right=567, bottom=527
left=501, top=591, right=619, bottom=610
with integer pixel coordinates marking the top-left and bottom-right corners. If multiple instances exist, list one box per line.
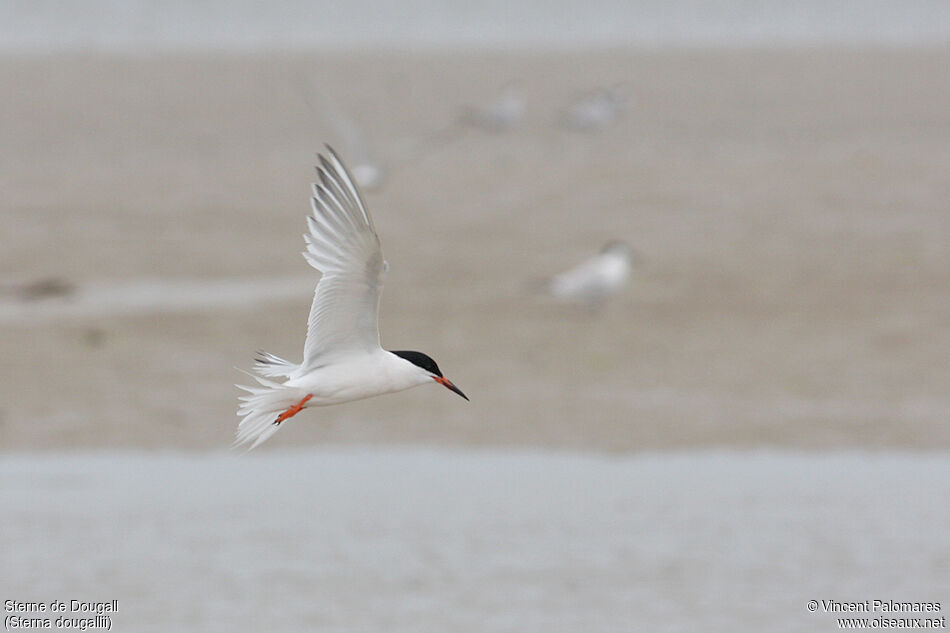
left=2, top=449, right=947, bottom=632
left=1, top=48, right=949, bottom=451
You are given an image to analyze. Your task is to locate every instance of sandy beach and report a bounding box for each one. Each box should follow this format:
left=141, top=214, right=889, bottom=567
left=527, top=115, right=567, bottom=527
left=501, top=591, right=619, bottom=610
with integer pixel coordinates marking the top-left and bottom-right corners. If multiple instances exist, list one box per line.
left=1, top=47, right=949, bottom=452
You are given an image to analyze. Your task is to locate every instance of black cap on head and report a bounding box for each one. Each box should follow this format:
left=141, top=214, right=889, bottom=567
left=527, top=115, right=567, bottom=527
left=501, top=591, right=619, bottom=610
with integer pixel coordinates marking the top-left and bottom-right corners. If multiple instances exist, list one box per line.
left=391, top=350, right=468, bottom=400
left=391, top=350, right=443, bottom=377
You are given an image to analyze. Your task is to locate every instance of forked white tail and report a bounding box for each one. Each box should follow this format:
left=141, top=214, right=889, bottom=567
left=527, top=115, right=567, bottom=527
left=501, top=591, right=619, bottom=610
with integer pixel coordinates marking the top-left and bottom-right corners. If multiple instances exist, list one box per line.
left=235, top=367, right=308, bottom=450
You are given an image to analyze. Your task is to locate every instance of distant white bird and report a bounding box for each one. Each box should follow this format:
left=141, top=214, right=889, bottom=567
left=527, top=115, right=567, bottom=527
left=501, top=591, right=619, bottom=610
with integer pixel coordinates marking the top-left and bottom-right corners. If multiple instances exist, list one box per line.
left=539, top=241, right=634, bottom=308
left=328, top=112, right=386, bottom=191
left=321, top=107, right=386, bottom=191
left=461, top=82, right=526, bottom=132
left=297, top=77, right=386, bottom=191
left=236, top=147, right=467, bottom=449
left=560, top=85, right=628, bottom=132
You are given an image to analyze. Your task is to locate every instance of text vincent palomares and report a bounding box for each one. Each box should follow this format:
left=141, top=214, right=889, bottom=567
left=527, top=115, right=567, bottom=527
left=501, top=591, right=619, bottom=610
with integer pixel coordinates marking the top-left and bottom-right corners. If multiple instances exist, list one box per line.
left=818, top=600, right=941, bottom=614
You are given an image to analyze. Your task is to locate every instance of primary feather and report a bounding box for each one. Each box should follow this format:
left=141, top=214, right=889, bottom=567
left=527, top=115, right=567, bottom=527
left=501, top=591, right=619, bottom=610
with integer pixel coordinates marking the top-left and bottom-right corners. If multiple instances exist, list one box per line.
left=301, top=147, right=388, bottom=368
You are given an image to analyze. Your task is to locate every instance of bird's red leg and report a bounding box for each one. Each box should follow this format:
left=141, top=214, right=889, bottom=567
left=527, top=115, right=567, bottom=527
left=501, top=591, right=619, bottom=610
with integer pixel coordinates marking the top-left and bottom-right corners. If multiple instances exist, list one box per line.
left=274, top=394, right=313, bottom=425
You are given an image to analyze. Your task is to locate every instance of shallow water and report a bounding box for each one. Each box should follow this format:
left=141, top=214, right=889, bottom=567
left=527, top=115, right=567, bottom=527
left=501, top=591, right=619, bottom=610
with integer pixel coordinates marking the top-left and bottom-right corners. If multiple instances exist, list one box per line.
left=3, top=0, right=949, bottom=51
left=2, top=449, right=947, bottom=632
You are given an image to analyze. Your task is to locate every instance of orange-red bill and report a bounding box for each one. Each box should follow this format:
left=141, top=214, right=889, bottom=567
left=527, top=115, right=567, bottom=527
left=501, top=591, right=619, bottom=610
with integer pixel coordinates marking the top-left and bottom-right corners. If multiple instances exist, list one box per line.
left=435, top=376, right=468, bottom=401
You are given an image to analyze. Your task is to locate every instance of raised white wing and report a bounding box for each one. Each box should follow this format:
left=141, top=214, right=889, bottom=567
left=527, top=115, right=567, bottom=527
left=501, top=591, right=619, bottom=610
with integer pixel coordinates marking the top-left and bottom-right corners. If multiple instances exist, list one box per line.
left=300, top=146, right=387, bottom=369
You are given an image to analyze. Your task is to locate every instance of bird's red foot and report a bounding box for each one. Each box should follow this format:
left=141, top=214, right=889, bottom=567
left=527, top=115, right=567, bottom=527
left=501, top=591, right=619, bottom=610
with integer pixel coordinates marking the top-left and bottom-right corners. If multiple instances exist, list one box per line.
left=274, top=394, right=313, bottom=425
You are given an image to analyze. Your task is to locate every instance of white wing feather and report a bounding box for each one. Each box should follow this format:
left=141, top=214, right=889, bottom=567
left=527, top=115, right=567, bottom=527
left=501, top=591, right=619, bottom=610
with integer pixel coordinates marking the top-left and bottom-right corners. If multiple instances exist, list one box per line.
left=300, top=146, right=387, bottom=369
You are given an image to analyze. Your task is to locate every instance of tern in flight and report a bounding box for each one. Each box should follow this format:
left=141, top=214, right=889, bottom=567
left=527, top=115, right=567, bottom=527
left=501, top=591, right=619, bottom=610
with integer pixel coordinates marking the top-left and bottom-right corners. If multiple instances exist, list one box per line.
left=236, top=147, right=467, bottom=449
